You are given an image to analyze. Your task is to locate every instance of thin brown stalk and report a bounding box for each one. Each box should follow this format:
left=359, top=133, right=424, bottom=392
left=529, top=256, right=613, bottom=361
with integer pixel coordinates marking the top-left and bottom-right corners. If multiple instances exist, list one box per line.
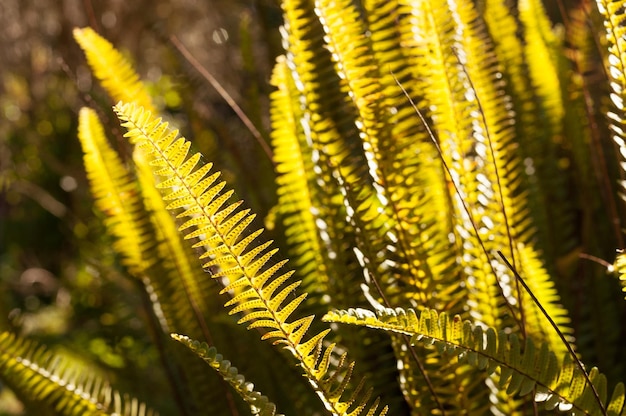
left=169, top=35, right=274, bottom=164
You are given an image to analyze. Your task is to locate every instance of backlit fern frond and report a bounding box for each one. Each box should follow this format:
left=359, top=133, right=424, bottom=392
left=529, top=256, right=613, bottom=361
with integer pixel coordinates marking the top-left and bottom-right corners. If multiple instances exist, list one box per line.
left=324, top=307, right=625, bottom=415
left=595, top=0, right=626, bottom=302
left=75, top=26, right=219, bottom=343
left=172, top=334, right=281, bottom=416
left=519, top=0, right=579, bottom=262
left=596, top=0, right=626, bottom=193
left=0, top=332, right=156, bottom=416
left=77, top=107, right=155, bottom=277
left=73, top=27, right=155, bottom=112
left=269, top=54, right=330, bottom=299
left=78, top=106, right=237, bottom=416
left=516, top=244, right=574, bottom=359
left=280, top=0, right=366, bottom=313
left=276, top=3, right=410, bottom=406
left=113, top=101, right=388, bottom=416
left=75, top=31, right=310, bottom=414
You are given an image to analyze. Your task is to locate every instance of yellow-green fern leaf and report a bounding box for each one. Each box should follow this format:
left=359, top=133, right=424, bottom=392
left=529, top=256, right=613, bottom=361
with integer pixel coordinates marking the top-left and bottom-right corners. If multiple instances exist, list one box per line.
left=324, top=307, right=623, bottom=415
left=270, top=53, right=407, bottom=413
left=73, top=27, right=155, bottom=112
left=0, top=332, right=156, bottom=416
left=519, top=0, right=564, bottom=137
left=77, top=107, right=155, bottom=276
left=269, top=54, right=330, bottom=298
left=113, top=101, right=387, bottom=416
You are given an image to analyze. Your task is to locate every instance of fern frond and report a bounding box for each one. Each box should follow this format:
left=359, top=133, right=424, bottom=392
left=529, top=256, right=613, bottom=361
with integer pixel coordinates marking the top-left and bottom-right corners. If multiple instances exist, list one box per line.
left=0, top=332, right=156, bottom=416
left=73, top=27, right=155, bottom=112
left=77, top=107, right=155, bottom=276
left=518, top=0, right=579, bottom=261
left=324, top=307, right=624, bottom=415
left=614, top=251, right=626, bottom=298
left=519, top=0, right=564, bottom=135
left=269, top=55, right=330, bottom=298
left=280, top=0, right=369, bottom=312
left=113, top=101, right=387, bottom=416
left=171, top=334, right=281, bottom=416
left=78, top=107, right=236, bottom=414
left=596, top=0, right=626, bottom=197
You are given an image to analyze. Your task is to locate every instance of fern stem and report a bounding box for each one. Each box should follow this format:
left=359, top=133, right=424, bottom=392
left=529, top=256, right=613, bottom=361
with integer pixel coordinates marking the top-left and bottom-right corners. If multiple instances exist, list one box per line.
left=497, top=251, right=608, bottom=416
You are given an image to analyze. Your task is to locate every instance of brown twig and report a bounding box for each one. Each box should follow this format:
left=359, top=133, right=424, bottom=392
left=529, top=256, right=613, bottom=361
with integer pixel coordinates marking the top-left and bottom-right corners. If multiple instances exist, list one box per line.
left=169, top=35, right=274, bottom=164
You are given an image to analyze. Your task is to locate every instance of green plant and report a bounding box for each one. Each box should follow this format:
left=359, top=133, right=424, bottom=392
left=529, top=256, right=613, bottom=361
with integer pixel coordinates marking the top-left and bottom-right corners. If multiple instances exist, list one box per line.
left=2, top=0, right=626, bottom=415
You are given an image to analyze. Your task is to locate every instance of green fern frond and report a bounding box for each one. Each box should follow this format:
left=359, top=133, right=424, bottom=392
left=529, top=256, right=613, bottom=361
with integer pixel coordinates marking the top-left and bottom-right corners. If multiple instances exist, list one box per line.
left=171, top=334, right=281, bottom=416
left=518, top=0, right=579, bottom=261
left=0, top=332, right=156, bottom=416
left=324, top=307, right=625, bottom=415
left=78, top=107, right=235, bottom=414
left=73, top=27, right=155, bottom=112
left=113, top=101, right=387, bottom=416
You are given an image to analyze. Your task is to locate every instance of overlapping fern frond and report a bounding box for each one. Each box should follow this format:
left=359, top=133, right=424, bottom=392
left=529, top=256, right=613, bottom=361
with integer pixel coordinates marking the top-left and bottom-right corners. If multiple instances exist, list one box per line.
left=113, top=101, right=387, bottom=416
left=276, top=0, right=413, bottom=408
left=0, top=332, right=156, bottom=416
left=323, top=307, right=625, bottom=415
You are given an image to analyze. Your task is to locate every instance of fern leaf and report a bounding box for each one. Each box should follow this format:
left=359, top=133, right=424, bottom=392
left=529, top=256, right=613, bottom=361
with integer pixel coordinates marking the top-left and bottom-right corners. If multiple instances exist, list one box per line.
left=269, top=54, right=331, bottom=299
left=596, top=0, right=626, bottom=210
left=0, top=332, right=156, bottom=416
left=171, top=334, right=281, bottom=416
left=324, top=307, right=625, bottom=415
left=73, top=27, right=155, bottom=112
left=113, top=101, right=387, bottom=416
left=77, top=107, right=155, bottom=276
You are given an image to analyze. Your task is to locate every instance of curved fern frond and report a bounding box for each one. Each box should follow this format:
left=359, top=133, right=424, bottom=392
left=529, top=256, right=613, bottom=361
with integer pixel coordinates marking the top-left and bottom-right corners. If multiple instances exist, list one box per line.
left=275, top=4, right=408, bottom=405
left=0, top=332, right=156, bottom=416
left=73, top=27, right=155, bottom=112
left=171, top=334, right=281, bottom=416
left=324, top=307, right=624, bottom=415
left=113, top=101, right=388, bottom=416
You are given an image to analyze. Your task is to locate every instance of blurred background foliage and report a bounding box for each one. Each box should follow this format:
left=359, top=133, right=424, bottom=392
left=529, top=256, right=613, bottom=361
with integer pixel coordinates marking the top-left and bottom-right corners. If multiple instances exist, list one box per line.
left=0, top=0, right=622, bottom=414
left=0, top=0, right=283, bottom=413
